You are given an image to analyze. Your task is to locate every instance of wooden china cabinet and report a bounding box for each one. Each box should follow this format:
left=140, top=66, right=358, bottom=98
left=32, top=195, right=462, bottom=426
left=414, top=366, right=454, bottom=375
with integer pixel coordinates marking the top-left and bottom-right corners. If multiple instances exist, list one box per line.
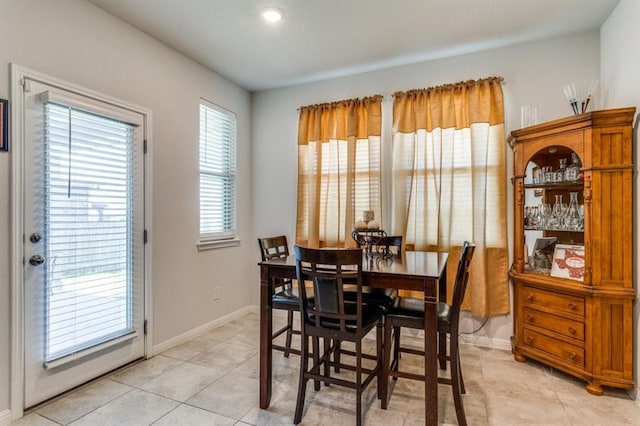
left=509, top=107, right=636, bottom=395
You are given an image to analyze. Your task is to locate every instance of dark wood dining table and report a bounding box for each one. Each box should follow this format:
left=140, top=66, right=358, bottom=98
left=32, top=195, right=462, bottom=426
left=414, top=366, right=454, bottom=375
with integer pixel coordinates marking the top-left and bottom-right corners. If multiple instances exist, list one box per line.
left=259, top=250, right=449, bottom=425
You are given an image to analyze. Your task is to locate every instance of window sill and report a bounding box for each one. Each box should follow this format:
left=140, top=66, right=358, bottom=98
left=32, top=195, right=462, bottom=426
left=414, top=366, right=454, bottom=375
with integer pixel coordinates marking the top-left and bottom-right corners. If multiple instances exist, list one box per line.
left=197, top=238, right=241, bottom=251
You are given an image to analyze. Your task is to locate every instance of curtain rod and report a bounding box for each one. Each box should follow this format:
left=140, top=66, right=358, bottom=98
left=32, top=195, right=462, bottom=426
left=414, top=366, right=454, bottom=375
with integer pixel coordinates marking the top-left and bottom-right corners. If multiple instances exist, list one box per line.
left=296, top=76, right=504, bottom=111
left=393, top=76, right=504, bottom=97
left=297, top=94, right=383, bottom=111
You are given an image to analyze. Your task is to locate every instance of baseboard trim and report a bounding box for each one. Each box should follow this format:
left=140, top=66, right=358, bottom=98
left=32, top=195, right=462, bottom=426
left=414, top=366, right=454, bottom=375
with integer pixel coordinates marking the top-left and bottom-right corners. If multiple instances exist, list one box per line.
left=396, top=328, right=512, bottom=352
left=151, top=305, right=256, bottom=356
left=0, top=409, right=11, bottom=426
left=459, top=333, right=512, bottom=351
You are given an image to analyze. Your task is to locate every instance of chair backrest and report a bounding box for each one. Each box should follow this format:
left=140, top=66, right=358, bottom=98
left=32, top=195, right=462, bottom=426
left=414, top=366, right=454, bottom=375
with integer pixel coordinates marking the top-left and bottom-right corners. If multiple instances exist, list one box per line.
left=294, top=246, right=363, bottom=332
left=258, top=236, right=292, bottom=289
left=376, top=235, right=403, bottom=255
left=449, top=241, right=476, bottom=323
left=258, top=235, right=290, bottom=261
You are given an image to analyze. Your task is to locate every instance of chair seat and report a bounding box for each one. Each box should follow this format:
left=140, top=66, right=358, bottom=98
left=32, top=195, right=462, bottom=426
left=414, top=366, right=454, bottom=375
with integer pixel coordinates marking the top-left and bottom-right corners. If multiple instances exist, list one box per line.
left=272, top=291, right=299, bottom=306
left=306, top=301, right=384, bottom=332
left=386, top=297, right=452, bottom=325
left=273, top=282, right=315, bottom=306
left=344, top=286, right=398, bottom=311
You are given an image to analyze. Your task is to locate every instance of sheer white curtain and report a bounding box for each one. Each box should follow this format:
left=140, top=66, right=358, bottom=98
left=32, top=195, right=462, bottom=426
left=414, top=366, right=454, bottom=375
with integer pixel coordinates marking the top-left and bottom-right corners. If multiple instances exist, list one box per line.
left=391, top=77, right=509, bottom=317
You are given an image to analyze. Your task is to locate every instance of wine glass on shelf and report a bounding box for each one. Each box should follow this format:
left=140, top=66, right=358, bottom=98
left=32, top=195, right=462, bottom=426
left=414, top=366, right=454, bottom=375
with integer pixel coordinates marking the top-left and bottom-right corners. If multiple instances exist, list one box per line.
left=538, top=203, right=552, bottom=229
left=552, top=195, right=568, bottom=230
left=526, top=206, right=539, bottom=229
left=566, top=191, right=582, bottom=230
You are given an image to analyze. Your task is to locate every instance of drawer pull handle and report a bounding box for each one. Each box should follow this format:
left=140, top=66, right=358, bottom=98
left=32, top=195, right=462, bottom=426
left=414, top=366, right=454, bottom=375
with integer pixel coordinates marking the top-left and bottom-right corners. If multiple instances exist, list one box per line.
left=526, top=336, right=535, bottom=344
left=568, top=327, right=577, bottom=335
left=526, top=314, right=534, bottom=322
left=526, top=294, right=535, bottom=302
left=569, top=352, right=578, bottom=360
left=568, top=303, right=577, bottom=310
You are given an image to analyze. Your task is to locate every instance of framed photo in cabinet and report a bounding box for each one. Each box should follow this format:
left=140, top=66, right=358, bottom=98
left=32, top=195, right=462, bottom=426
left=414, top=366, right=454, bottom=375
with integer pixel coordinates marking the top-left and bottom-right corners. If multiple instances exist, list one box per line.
left=550, top=244, right=585, bottom=281
left=531, top=237, right=557, bottom=273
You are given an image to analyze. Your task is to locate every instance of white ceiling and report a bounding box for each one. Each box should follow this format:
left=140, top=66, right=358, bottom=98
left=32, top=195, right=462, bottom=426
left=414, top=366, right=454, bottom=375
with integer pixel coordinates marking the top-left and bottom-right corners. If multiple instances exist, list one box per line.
left=87, top=0, right=620, bottom=92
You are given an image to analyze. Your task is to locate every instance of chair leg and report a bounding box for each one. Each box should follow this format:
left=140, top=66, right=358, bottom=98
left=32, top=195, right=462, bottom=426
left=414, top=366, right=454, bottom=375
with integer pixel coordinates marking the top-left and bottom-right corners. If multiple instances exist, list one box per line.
left=458, top=350, right=466, bottom=394
left=450, top=335, right=467, bottom=426
left=376, top=321, right=383, bottom=401
left=312, top=336, right=321, bottom=391
left=284, top=310, right=294, bottom=358
left=323, top=337, right=331, bottom=386
left=355, top=339, right=363, bottom=426
left=294, top=334, right=309, bottom=425
left=439, top=330, right=447, bottom=370
left=392, top=325, right=400, bottom=381
left=334, top=340, right=341, bottom=373
left=381, top=318, right=393, bottom=409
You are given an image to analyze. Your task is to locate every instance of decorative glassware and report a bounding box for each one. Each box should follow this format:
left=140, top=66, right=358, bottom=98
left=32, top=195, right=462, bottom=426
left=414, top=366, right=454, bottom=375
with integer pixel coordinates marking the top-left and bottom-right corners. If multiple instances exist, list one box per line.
left=538, top=203, right=552, bottom=229
left=542, top=166, right=553, bottom=184
left=551, top=195, right=567, bottom=229
left=362, top=210, right=374, bottom=223
left=566, top=192, right=582, bottom=230
left=526, top=206, right=539, bottom=228
left=564, top=152, right=582, bottom=181
left=556, top=158, right=567, bottom=182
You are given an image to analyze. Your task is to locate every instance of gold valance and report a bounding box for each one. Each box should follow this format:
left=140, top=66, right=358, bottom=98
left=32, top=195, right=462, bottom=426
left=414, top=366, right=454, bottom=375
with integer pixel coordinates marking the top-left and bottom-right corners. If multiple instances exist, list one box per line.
left=297, top=95, right=382, bottom=145
left=393, top=76, right=504, bottom=132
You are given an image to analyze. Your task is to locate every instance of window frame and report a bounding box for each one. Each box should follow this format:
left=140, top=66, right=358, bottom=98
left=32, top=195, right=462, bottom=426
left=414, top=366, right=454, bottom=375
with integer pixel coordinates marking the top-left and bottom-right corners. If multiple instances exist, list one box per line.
left=197, top=99, right=239, bottom=250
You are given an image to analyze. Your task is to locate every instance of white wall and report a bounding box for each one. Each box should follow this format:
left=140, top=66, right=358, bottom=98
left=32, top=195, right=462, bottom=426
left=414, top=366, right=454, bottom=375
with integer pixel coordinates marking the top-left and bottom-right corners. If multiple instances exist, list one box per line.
left=252, top=31, right=602, bottom=349
left=601, top=0, right=640, bottom=396
left=0, top=0, right=252, bottom=414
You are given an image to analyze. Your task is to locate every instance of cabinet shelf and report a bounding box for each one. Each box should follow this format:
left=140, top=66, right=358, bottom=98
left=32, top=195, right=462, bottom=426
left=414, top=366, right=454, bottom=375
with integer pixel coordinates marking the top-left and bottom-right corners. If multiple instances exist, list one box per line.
left=523, top=181, right=583, bottom=190
left=524, top=227, right=583, bottom=232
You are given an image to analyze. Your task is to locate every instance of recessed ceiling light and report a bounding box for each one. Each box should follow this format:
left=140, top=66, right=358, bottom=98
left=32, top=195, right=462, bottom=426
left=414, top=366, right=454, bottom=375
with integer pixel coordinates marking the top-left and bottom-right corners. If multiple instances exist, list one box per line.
left=261, top=6, right=283, bottom=23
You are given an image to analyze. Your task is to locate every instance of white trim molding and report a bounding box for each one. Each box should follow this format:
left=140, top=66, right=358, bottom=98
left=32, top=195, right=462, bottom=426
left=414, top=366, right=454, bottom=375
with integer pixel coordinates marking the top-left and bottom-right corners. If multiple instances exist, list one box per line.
left=0, top=409, right=11, bottom=426
left=151, top=305, right=256, bottom=356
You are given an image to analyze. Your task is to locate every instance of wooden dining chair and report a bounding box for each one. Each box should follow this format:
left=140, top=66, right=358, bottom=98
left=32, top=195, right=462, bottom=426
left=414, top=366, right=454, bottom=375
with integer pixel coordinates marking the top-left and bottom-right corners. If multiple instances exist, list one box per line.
left=374, top=235, right=403, bottom=256
left=293, top=246, right=385, bottom=426
left=258, top=235, right=300, bottom=357
left=335, top=235, right=403, bottom=372
left=380, top=241, right=476, bottom=426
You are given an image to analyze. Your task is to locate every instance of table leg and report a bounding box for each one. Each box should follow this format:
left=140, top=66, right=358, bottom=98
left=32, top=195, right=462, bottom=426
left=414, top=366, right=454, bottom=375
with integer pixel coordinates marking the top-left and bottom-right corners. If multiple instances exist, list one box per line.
left=424, top=283, right=439, bottom=426
left=438, top=271, right=447, bottom=370
left=259, top=266, right=273, bottom=409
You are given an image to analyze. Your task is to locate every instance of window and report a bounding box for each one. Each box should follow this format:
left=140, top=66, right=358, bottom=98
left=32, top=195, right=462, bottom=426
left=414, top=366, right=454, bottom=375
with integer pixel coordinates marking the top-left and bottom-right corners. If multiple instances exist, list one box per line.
left=199, top=100, right=237, bottom=244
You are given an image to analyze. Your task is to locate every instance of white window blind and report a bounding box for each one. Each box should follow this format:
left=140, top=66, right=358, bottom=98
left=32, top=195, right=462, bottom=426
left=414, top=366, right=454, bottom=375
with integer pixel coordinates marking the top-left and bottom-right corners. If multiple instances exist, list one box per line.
left=43, top=101, right=138, bottom=364
left=199, top=100, right=236, bottom=241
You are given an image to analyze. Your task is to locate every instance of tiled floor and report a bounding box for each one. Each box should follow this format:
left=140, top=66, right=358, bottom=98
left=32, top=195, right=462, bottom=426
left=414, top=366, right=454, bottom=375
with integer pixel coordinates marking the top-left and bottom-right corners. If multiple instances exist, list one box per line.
left=13, top=311, right=640, bottom=425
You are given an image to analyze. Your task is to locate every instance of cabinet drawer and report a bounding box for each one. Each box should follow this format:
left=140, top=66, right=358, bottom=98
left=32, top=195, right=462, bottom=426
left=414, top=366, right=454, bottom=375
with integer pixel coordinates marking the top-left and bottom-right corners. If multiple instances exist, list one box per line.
left=523, top=328, right=584, bottom=367
left=523, top=308, right=584, bottom=341
left=522, top=286, right=585, bottom=317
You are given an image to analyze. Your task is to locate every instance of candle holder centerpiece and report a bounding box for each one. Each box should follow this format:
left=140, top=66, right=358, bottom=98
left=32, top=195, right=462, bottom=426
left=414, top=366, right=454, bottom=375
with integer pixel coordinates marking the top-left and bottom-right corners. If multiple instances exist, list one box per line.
left=352, top=210, right=388, bottom=258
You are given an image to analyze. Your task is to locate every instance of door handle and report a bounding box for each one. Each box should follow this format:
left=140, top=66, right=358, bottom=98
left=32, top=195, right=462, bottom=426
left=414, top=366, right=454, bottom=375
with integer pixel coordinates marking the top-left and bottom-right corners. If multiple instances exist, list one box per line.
left=29, top=255, right=46, bottom=266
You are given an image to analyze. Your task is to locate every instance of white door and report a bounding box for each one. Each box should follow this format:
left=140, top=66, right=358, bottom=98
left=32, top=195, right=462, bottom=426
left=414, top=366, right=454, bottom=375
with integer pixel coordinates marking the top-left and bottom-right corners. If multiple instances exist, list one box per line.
left=21, top=76, right=146, bottom=408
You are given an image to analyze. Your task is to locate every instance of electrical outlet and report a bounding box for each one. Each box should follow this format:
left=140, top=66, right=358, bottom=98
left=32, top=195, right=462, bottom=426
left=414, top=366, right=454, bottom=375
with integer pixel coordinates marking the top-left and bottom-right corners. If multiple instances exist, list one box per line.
left=213, top=287, right=220, bottom=301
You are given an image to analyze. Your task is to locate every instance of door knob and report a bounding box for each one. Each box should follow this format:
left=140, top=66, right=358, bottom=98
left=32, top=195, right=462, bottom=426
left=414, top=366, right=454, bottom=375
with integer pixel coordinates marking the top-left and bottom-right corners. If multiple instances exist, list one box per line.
left=29, top=255, right=46, bottom=266
left=30, top=233, right=42, bottom=243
